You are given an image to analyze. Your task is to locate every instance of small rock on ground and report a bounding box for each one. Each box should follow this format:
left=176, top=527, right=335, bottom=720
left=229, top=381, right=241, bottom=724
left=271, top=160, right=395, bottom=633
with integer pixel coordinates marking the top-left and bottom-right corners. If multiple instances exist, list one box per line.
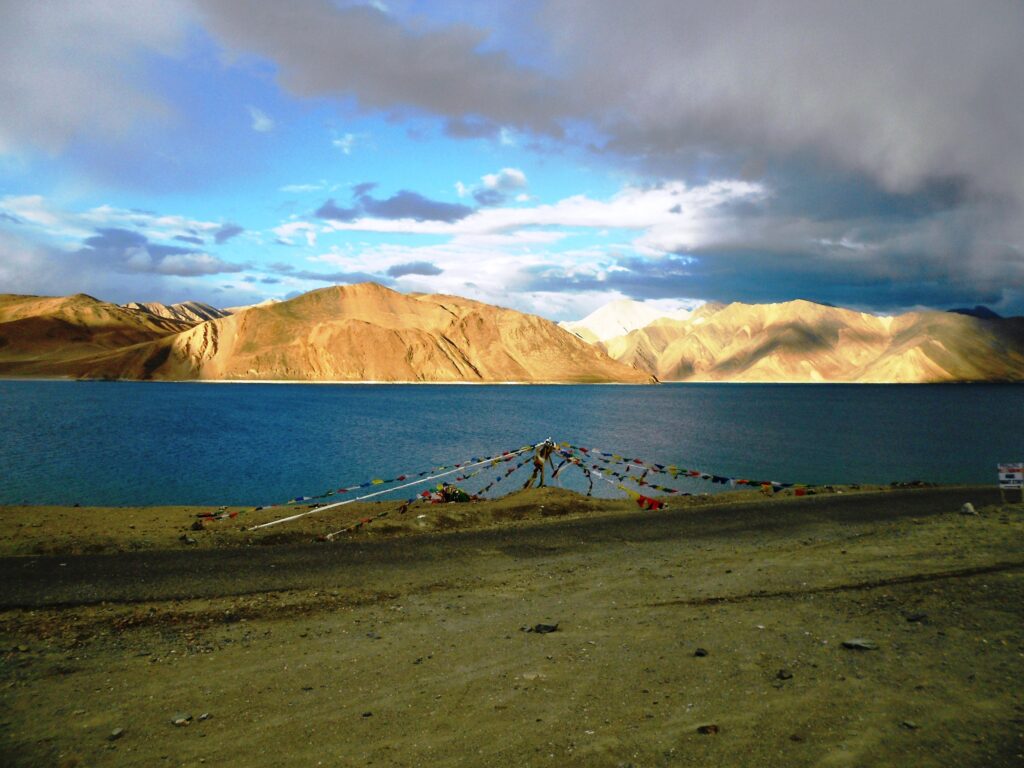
left=842, top=638, right=878, bottom=650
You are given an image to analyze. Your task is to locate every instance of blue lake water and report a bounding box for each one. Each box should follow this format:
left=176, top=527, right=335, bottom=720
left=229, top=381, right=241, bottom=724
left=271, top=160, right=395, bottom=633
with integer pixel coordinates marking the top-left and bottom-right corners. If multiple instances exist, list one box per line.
left=0, top=381, right=1021, bottom=506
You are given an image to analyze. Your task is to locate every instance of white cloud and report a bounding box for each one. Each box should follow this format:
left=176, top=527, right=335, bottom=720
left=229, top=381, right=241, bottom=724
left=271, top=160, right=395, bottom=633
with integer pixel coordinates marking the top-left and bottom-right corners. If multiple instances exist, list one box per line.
left=305, top=231, right=657, bottom=320
left=247, top=106, right=274, bottom=132
left=482, top=167, right=527, bottom=190
left=273, top=221, right=319, bottom=247
left=321, top=179, right=766, bottom=253
left=332, top=133, right=357, bottom=154
left=279, top=181, right=336, bottom=194
left=0, top=195, right=225, bottom=244
left=155, top=253, right=242, bottom=276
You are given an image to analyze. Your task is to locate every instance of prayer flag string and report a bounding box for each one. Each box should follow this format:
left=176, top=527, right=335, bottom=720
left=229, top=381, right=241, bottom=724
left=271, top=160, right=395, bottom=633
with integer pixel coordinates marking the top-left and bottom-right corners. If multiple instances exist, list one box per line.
left=251, top=442, right=542, bottom=532
left=563, top=443, right=810, bottom=495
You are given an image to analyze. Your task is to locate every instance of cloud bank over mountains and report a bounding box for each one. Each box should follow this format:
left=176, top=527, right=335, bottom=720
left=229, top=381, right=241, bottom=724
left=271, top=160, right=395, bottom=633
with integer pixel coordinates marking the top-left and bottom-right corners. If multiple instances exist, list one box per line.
left=0, top=0, right=1021, bottom=317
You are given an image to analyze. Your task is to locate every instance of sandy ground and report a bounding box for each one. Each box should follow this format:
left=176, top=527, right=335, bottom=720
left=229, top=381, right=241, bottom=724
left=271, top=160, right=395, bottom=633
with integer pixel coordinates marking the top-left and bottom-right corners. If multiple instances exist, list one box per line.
left=0, top=486, right=1022, bottom=766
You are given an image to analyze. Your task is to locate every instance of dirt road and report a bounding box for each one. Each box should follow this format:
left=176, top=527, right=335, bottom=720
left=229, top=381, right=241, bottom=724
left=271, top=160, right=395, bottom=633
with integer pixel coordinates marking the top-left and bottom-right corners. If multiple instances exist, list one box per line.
left=0, top=486, right=1004, bottom=608
left=1, top=486, right=1022, bottom=767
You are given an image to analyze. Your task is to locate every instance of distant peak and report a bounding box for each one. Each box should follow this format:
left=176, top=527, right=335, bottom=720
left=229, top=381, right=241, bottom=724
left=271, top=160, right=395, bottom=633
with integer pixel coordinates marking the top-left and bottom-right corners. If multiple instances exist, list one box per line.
left=792, top=298, right=838, bottom=308
left=319, top=281, right=394, bottom=295
left=563, top=297, right=696, bottom=342
left=949, top=305, right=1002, bottom=320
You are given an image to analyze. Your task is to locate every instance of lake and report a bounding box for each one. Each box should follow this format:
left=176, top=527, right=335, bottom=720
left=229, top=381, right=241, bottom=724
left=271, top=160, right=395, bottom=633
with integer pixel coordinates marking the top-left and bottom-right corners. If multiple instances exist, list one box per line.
left=0, top=381, right=1020, bottom=506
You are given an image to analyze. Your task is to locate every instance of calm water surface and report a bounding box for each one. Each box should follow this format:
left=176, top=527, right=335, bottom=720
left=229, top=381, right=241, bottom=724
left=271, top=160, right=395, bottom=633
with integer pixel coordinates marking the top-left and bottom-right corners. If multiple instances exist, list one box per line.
left=0, top=381, right=1020, bottom=505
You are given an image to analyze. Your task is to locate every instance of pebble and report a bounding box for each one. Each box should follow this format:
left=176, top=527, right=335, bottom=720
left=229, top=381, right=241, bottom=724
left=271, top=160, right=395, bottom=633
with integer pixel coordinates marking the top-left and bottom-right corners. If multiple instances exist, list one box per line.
left=361, top=712, right=373, bottom=718
left=524, top=623, right=559, bottom=634
left=777, top=669, right=793, bottom=680
left=697, top=724, right=719, bottom=735
left=901, top=720, right=920, bottom=730
left=842, top=638, right=878, bottom=651
left=693, top=648, right=708, bottom=657
left=179, top=534, right=197, bottom=545
left=171, top=713, right=193, bottom=727
left=197, top=713, right=212, bottom=721
left=960, top=503, right=977, bottom=515
left=108, top=727, right=125, bottom=741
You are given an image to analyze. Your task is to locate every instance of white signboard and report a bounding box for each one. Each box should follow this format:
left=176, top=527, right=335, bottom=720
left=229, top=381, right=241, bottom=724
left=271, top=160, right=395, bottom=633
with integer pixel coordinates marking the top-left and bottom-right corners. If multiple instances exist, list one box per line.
left=998, top=463, right=1023, bottom=490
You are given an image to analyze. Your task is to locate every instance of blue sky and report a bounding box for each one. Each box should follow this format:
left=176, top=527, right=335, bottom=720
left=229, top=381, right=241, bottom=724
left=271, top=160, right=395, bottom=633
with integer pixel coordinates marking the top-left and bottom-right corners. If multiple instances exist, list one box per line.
left=1, top=0, right=1022, bottom=319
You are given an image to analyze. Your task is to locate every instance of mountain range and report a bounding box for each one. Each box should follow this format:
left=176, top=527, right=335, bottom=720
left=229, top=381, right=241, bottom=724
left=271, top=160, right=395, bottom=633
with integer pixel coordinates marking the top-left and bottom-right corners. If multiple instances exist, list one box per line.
left=1, top=287, right=1022, bottom=383
left=0, top=285, right=649, bottom=383
left=566, top=298, right=1024, bottom=383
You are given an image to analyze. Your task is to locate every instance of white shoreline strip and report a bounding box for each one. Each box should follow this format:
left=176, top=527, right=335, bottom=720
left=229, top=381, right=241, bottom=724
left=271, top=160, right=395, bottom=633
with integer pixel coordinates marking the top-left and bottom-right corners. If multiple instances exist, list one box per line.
left=249, top=444, right=539, bottom=531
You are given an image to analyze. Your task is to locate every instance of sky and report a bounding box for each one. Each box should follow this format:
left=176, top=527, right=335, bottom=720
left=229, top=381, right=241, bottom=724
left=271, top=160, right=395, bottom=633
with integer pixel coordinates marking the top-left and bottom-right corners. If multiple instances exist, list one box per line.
left=1, top=0, right=1022, bottom=320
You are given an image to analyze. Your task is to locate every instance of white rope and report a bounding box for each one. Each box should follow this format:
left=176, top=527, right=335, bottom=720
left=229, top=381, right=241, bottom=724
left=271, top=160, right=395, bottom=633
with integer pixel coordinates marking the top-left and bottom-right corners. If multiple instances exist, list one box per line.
left=249, top=443, right=540, bottom=532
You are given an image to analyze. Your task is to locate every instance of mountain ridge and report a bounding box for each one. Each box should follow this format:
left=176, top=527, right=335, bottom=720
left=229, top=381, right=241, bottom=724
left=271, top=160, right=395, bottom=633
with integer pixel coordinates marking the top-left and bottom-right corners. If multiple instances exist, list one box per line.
left=590, top=298, right=1024, bottom=382
left=123, top=300, right=230, bottom=325
left=0, top=284, right=651, bottom=383
left=3, top=287, right=1023, bottom=383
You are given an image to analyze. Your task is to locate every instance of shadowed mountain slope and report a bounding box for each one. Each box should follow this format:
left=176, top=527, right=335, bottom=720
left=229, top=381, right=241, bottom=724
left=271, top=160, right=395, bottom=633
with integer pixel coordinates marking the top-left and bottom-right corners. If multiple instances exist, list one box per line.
left=0, top=293, right=193, bottom=375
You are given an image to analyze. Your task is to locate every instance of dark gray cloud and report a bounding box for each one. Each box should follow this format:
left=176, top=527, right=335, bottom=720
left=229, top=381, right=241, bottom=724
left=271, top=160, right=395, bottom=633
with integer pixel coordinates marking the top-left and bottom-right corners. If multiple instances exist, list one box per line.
left=386, top=261, right=443, bottom=278
left=265, top=260, right=383, bottom=285
left=522, top=222, right=1024, bottom=316
left=174, top=234, right=205, bottom=245
left=214, top=223, right=244, bottom=244
left=472, top=188, right=506, bottom=207
left=546, top=2, right=1024, bottom=202
left=77, top=227, right=245, bottom=277
left=316, top=188, right=473, bottom=223
left=444, top=117, right=500, bottom=140
left=315, top=199, right=359, bottom=222
left=0, top=212, right=24, bottom=224
left=352, top=182, right=377, bottom=197
left=0, top=2, right=187, bottom=155
left=260, top=276, right=280, bottom=284
left=358, top=190, right=472, bottom=222
left=194, top=0, right=567, bottom=135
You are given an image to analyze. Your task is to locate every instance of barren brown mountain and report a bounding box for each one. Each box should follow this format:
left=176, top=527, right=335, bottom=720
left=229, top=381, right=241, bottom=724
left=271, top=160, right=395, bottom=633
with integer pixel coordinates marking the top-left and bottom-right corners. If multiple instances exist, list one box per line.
left=0, top=293, right=193, bottom=376
left=598, top=299, right=1024, bottom=382
left=0, top=284, right=651, bottom=383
